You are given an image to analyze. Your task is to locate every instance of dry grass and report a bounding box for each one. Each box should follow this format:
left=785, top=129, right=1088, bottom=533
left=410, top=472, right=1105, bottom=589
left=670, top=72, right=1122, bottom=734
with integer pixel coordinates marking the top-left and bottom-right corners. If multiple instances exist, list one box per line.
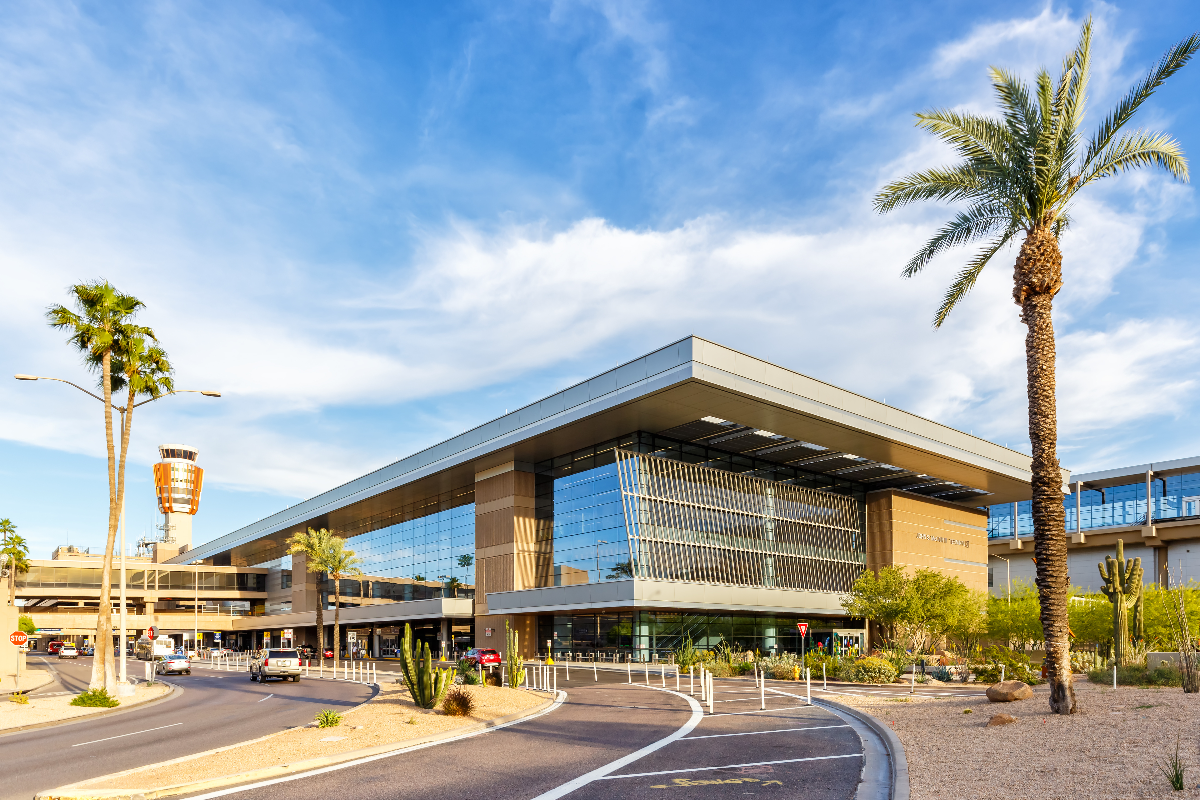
left=76, top=682, right=549, bottom=792
left=837, top=678, right=1200, bottom=799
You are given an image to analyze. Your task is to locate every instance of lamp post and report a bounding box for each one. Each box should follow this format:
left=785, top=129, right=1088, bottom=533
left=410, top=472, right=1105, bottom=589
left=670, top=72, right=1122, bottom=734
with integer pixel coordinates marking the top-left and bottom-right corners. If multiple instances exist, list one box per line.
left=594, top=540, right=609, bottom=582
left=14, top=374, right=219, bottom=687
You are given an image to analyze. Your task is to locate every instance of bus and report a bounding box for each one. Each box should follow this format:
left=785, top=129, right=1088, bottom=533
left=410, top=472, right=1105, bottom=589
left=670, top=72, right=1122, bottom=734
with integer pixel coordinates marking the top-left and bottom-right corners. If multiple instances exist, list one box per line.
left=134, top=635, right=177, bottom=661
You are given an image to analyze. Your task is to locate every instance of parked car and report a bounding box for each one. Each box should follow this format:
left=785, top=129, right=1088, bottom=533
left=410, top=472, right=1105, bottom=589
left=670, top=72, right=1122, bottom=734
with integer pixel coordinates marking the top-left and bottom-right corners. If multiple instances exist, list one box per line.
left=295, top=646, right=316, bottom=660
left=251, top=649, right=302, bottom=682
left=82, top=645, right=95, bottom=656
left=58, top=644, right=78, bottom=659
left=156, top=654, right=192, bottom=675
left=46, top=641, right=65, bottom=655
left=323, top=648, right=334, bottom=660
left=464, top=648, right=501, bottom=666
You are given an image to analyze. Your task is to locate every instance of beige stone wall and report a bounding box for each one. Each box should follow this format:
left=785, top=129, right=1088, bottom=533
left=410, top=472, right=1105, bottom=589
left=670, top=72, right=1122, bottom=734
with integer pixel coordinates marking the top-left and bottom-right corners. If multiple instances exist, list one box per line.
left=866, top=489, right=989, bottom=592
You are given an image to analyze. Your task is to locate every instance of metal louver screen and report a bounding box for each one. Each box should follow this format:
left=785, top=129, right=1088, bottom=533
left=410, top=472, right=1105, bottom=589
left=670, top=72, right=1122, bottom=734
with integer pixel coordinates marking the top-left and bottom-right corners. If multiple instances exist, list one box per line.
left=614, top=449, right=864, bottom=593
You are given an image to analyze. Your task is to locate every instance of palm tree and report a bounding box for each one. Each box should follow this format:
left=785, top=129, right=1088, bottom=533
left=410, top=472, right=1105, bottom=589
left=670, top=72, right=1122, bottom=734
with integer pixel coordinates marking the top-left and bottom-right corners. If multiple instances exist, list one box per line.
left=311, top=536, right=362, bottom=662
left=1, top=521, right=30, bottom=607
left=47, top=281, right=145, bottom=692
left=874, top=20, right=1198, bottom=714
left=286, top=527, right=334, bottom=661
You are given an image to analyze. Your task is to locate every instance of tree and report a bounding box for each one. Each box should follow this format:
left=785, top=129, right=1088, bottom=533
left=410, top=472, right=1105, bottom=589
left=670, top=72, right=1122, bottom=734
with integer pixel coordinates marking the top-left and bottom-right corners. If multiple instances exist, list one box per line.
left=946, top=589, right=990, bottom=656
left=1, top=521, right=30, bottom=606
left=286, top=527, right=334, bottom=660
left=874, top=21, right=1199, bottom=714
left=842, top=566, right=912, bottom=648
left=18, top=614, right=36, bottom=635
left=987, top=580, right=1044, bottom=652
left=47, top=281, right=145, bottom=692
left=309, top=536, right=362, bottom=662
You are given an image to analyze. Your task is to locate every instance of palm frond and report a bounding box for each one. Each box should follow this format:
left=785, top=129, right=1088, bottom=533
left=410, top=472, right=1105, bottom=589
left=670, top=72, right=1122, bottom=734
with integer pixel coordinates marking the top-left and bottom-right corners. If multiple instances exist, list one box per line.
left=873, top=165, right=986, bottom=212
left=914, top=109, right=1014, bottom=165
left=1081, top=33, right=1200, bottom=172
left=901, top=203, right=1014, bottom=277
left=989, top=67, right=1039, bottom=143
left=1080, top=129, right=1190, bottom=185
left=932, top=231, right=1018, bottom=328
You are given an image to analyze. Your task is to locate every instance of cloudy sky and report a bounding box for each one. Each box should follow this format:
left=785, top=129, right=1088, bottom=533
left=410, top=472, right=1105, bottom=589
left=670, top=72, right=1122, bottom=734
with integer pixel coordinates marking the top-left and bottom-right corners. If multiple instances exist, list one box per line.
left=1, top=1, right=1198, bottom=559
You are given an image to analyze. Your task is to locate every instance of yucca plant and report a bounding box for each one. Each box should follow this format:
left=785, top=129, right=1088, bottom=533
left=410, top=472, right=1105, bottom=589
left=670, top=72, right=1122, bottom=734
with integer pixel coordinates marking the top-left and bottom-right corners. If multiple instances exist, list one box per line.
left=397, top=623, right=454, bottom=709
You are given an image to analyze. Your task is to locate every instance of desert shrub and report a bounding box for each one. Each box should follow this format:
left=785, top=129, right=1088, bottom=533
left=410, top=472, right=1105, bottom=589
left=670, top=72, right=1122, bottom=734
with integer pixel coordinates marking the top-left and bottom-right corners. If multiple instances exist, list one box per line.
left=770, top=664, right=799, bottom=681
left=10, top=692, right=29, bottom=705
left=973, top=646, right=1041, bottom=685
left=1087, top=664, right=1182, bottom=687
left=70, top=689, right=119, bottom=708
left=315, top=709, right=342, bottom=728
left=842, top=657, right=898, bottom=684
left=706, top=661, right=736, bottom=678
left=441, top=686, right=476, bottom=717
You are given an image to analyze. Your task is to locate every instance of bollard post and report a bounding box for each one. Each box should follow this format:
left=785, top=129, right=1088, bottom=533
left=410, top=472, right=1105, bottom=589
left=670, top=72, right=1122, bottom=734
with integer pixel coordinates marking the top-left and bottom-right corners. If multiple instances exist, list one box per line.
left=806, top=668, right=812, bottom=705
left=690, top=665, right=694, bottom=696
left=707, top=673, right=714, bottom=715
left=627, top=659, right=632, bottom=684
left=760, top=669, right=765, bottom=710
left=554, top=666, right=558, bottom=693
left=1113, top=664, right=1117, bottom=690
left=644, top=663, right=649, bottom=686
left=676, top=667, right=679, bottom=691
left=524, top=665, right=529, bottom=690
left=823, top=663, right=826, bottom=691
left=661, top=664, right=665, bottom=687
left=594, top=659, right=598, bottom=682
left=1001, top=664, right=1006, bottom=683
left=566, top=659, right=569, bottom=681
left=910, top=666, right=915, bottom=695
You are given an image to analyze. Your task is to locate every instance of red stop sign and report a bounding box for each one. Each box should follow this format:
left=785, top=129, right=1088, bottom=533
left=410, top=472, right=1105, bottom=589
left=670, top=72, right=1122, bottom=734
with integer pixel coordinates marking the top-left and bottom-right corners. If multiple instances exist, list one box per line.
left=10, top=631, right=28, bottom=646
left=796, top=622, right=809, bottom=637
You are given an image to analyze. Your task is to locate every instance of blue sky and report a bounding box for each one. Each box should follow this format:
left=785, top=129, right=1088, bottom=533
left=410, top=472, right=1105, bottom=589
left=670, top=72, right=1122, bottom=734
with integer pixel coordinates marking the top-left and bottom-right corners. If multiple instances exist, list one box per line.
left=2, top=1, right=1198, bottom=559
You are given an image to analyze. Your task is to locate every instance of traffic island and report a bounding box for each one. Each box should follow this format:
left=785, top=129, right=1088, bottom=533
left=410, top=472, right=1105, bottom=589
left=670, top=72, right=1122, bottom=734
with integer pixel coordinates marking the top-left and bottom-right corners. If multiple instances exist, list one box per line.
left=832, top=677, right=1200, bottom=799
left=41, top=683, right=556, bottom=800
left=1, top=681, right=171, bottom=734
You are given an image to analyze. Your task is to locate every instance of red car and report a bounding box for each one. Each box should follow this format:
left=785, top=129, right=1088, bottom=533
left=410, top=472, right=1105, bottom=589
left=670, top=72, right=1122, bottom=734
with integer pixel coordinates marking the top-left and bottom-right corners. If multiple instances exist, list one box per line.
left=46, top=641, right=65, bottom=655
left=465, top=648, right=501, bottom=666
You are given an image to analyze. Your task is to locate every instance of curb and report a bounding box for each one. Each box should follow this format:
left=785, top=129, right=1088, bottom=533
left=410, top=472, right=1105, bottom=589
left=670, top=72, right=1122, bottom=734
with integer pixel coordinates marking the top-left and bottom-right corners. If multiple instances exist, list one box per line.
left=812, top=697, right=909, bottom=800
left=0, top=682, right=179, bottom=739
left=39, top=690, right=560, bottom=800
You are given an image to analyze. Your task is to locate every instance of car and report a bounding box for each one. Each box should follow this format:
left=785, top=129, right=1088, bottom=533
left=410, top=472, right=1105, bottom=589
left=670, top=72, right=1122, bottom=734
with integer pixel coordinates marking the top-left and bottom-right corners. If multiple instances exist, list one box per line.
left=323, top=648, right=334, bottom=660
left=156, top=654, right=192, bottom=675
left=82, top=645, right=95, bottom=656
left=58, top=644, right=78, bottom=659
left=46, top=641, right=65, bottom=655
left=464, top=648, right=501, bottom=666
left=251, top=649, right=302, bottom=682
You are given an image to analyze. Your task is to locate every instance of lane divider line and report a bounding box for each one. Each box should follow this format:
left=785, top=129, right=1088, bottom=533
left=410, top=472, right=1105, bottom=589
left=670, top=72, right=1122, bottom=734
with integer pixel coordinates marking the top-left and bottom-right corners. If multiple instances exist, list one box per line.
left=708, top=704, right=811, bottom=717
left=681, top=724, right=851, bottom=740
left=257, top=694, right=274, bottom=702
left=72, top=722, right=183, bottom=747
left=528, top=685, right=703, bottom=800
left=599, top=753, right=861, bottom=780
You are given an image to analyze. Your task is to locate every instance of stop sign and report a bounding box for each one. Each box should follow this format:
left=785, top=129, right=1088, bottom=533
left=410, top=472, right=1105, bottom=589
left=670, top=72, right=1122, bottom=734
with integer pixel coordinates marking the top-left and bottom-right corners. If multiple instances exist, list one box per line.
left=796, top=622, right=809, bottom=637
left=10, top=631, right=28, bottom=647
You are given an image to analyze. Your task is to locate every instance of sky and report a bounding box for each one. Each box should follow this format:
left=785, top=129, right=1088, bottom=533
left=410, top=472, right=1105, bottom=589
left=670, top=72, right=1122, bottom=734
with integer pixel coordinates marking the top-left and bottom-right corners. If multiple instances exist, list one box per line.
left=1, top=0, right=1198, bottom=560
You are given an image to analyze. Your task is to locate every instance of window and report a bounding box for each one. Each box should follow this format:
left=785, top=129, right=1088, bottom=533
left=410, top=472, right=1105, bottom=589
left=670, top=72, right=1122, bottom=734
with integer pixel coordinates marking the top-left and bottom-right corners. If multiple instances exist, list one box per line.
left=1185, top=497, right=1200, bottom=517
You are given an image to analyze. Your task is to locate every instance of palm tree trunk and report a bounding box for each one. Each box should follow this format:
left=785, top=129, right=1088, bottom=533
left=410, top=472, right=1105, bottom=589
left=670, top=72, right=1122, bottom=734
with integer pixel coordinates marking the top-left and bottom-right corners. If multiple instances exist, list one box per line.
left=332, top=576, right=340, bottom=663
left=92, top=349, right=119, bottom=693
left=315, top=570, right=325, bottom=663
left=1016, top=225, right=1074, bottom=715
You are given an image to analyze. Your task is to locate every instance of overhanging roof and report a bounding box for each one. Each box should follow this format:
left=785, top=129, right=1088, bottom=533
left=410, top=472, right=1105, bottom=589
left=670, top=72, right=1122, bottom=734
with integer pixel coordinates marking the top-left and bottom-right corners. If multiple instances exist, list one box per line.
left=175, top=336, right=1049, bottom=564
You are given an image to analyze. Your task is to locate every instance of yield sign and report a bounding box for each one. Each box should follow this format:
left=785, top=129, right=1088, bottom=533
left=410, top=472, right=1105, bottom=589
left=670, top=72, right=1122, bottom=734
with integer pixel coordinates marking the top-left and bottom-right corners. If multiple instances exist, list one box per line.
left=10, top=631, right=28, bottom=647
left=796, top=622, right=809, bottom=637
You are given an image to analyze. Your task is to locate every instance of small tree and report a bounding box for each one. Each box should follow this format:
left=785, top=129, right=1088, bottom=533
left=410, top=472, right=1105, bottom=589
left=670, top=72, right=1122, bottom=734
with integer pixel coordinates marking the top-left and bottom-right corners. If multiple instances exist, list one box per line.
left=842, top=566, right=911, bottom=648
left=309, top=536, right=362, bottom=662
left=18, top=615, right=36, bottom=635
left=947, top=589, right=990, bottom=655
left=286, top=527, right=334, bottom=660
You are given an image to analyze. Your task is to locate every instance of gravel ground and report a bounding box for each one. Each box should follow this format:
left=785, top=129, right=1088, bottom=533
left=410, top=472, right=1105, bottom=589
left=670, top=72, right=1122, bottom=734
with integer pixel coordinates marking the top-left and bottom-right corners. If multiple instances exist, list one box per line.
left=835, top=677, right=1200, bottom=800
left=0, top=681, right=168, bottom=731
left=80, top=682, right=550, bottom=791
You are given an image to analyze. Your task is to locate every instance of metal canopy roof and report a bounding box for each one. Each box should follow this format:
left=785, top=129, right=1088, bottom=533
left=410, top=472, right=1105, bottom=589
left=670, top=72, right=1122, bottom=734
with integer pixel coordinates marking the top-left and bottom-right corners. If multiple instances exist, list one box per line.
left=173, top=336, right=1048, bottom=564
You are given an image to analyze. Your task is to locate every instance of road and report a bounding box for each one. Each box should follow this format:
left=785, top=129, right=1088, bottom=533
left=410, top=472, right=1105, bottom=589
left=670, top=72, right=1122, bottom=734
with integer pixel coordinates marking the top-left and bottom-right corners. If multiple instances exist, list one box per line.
left=187, top=670, right=867, bottom=800
left=1, top=656, right=373, bottom=800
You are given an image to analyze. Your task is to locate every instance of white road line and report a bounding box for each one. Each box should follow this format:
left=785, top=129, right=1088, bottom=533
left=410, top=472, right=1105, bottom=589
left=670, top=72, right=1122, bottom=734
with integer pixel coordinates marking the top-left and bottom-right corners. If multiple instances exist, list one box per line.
left=681, top=724, right=851, bottom=740
left=528, top=686, right=703, bottom=800
left=258, top=694, right=274, bottom=702
left=73, top=723, right=183, bottom=747
left=599, top=753, right=861, bottom=779
left=184, top=691, right=569, bottom=800
left=709, top=705, right=812, bottom=717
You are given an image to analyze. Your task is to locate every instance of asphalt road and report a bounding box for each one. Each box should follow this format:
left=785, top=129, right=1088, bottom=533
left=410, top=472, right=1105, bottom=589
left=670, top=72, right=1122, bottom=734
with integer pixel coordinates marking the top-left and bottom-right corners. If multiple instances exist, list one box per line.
left=190, top=670, right=864, bottom=800
left=1, top=656, right=373, bottom=800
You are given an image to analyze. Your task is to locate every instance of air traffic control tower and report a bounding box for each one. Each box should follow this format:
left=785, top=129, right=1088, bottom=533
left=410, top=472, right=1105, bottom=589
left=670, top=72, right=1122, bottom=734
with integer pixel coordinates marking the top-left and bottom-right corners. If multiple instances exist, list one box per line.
left=151, top=444, right=204, bottom=562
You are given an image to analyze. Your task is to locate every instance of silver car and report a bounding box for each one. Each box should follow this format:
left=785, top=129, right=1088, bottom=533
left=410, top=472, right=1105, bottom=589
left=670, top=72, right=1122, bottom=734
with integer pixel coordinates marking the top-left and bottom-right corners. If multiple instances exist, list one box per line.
left=156, top=654, right=192, bottom=675
left=251, top=649, right=301, bottom=682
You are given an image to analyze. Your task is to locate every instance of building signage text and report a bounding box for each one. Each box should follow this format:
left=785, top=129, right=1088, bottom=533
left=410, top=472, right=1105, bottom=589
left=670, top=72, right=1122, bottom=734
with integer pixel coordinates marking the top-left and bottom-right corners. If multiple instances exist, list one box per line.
left=916, top=532, right=970, bottom=548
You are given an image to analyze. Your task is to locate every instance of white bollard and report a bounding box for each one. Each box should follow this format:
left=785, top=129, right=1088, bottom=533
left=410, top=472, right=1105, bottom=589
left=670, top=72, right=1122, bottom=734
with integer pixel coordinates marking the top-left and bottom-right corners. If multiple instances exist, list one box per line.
left=806, top=668, right=812, bottom=705
left=760, top=670, right=766, bottom=710
left=554, top=666, right=557, bottom=693
left=594, top=659, right=598, bottom=682
left=627, top=659, right=632, bottom=684
left=565, top=660, right=569, bottom=680
left=707, top=673, right=714, bottom=715
left=524, top=665, right=529, bottom=690
left=1001, top=664, right=1006, bottom=683
left=1113, top=664, right=1117, bottom=690
left=690, top=666, right=694, bottom=696
left=644, top=663, right=649, bottom=686
left=676, top=667, right=679, bottom=691
left=661, top=664, right=665, bottom=687
left=910, top=667, right=915, bottom=695
left=823, top=663, right=826, bottom=691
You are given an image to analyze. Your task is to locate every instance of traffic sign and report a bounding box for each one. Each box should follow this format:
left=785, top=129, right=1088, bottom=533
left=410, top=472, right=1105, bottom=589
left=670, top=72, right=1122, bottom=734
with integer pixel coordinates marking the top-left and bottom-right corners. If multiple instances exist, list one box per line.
left=214, top=632, right=222, bottom=641
left=147, top=626, right=156, bottom=638
left=283, top=629, right=293, bottom=640
left=10, top=631, right=28, bottom=647
left=796, top=622, right=809, bottom=637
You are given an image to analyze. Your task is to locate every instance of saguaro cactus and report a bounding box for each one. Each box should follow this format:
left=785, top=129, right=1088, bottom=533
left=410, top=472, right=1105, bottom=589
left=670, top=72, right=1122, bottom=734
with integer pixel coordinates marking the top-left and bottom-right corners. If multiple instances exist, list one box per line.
left=505, top=619, right=526, bottom=688
left=397, top=622, right=454, bottom=708
left=1098, top=539, right=1144, bottom=666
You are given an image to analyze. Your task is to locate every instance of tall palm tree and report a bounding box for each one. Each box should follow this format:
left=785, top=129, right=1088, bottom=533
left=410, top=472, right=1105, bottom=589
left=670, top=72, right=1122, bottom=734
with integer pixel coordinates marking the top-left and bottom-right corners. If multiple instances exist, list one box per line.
left=286, top=527, right=334, bottom=662
left=47, top=281, right=145, bottom=692
left=1, top=521, right=30, bottom=607
left=312, top=536, right=362, bottom=662
left=874, top=20, right=1198, bottom=714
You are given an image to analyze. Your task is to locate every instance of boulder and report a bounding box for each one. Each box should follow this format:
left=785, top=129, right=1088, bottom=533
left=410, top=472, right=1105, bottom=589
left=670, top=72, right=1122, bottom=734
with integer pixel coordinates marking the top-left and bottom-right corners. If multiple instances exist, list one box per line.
left=986, top=680, right=1033, bottom=702
left=987, top=713, right=1018, bottom=727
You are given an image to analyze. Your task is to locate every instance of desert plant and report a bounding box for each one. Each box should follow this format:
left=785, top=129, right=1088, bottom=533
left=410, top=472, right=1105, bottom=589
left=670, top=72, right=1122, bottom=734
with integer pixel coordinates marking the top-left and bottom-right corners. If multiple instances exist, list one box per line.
left=9, top=692, right=28, bottom=705
left=397, top=623, right=453, bottom=709
left=1086, top=664, right=1182, bottom=687
left=315, top=709, right=342, bottom=728
left=973, top=646, right=1042, bottom=685
left=441, top=686, right=475, bottom=717
left=1099, top=540, right=1144, bottom=666
left=842, top=657, right=898, bottom=684
left=1161, top=739, right=1186, bottom=791
left=1162, top=568, right=1200, bottom=693
left=504, top=620, right=526, bottom=688
left=70, top=688, right=119, bottom=708
left=672, top=635, right=701, bottom=671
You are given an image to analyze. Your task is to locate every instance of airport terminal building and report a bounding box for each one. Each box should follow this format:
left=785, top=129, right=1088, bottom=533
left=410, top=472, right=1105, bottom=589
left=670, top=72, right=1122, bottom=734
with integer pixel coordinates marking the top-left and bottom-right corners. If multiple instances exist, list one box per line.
left=19, top=338, right=1038, bottom=658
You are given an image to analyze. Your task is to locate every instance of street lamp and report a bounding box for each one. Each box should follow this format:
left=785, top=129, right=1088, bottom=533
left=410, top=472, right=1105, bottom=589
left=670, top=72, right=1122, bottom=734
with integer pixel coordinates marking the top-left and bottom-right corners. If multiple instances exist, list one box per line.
left=595, top=540, right=609, bottom=583
left=15, top=373, right=220, bottom=688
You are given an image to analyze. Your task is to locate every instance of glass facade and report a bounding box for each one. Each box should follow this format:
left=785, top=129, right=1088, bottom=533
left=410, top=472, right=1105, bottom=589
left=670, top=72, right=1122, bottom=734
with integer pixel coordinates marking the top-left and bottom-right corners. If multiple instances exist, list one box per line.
left=987, top=470, right=1200, bottom=538
left=535, top=432, right=866, bottom=591
left=17, top=566, right=265, bottom=592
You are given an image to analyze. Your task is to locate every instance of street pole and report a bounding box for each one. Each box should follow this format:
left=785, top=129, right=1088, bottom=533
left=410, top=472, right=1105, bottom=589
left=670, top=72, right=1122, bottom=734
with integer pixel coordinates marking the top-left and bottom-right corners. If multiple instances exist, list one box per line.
left=193, top=562, right=199, bottom=655
left=119, top=494, right=127, bottom=687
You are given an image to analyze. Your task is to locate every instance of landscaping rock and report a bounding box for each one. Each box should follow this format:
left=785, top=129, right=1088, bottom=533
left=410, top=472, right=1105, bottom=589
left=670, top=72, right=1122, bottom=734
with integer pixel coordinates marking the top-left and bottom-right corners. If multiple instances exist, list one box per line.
left=987, top=713, right=1018, bottom=727
left=985, top=680, right=1033, bottom=702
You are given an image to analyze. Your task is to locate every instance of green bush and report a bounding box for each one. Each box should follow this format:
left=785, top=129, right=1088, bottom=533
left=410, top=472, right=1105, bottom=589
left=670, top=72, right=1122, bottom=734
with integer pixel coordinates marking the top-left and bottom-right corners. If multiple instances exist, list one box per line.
left=315, top=709, right=342, bottom=728
left=972, top=646, right=1042, bottom=685
left=70, top=689, right=119, bottom=708
left=1087, top=664, right=1182, bottom=687
left=842, top=657, right=898, bottom=684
